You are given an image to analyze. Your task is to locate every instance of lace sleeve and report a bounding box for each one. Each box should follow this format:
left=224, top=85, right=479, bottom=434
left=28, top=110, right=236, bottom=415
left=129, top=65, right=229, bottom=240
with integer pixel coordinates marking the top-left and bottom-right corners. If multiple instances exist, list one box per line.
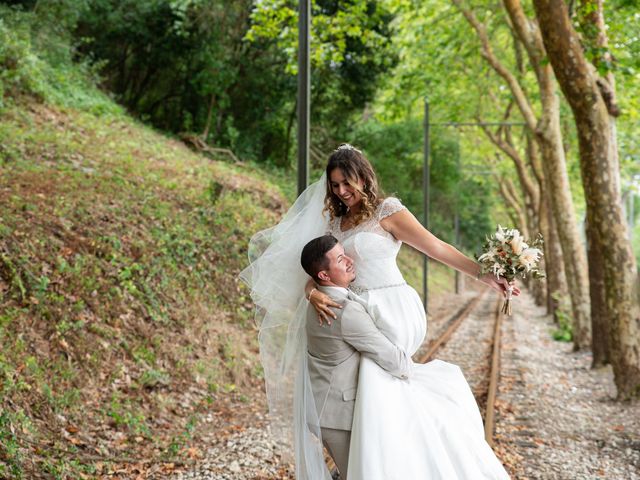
left=326, top=216, right=338, bottom=236
left=378, top=197, right=407, bottom=221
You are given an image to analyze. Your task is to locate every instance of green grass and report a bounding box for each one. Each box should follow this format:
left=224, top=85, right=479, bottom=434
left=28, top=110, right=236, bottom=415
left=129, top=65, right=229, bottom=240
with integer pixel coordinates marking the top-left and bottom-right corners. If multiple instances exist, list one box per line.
left=0, top=96, right=286, bottom=479
left=0, top=5, right=120, bottom=115
left=398, top=245, right=456, bottom=307
left=0, top=109, right=284, bottom=477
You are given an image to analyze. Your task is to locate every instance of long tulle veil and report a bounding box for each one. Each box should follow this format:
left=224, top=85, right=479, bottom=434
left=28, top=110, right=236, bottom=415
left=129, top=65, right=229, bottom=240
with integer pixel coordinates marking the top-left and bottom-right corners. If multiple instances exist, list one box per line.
left=239, top=173, right=332, bottom=479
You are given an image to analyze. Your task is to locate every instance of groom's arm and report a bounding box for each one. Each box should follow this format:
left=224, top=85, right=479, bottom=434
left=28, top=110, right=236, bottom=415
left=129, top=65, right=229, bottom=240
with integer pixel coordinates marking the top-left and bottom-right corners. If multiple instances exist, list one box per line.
left=340, top=302, right=412, bottom=379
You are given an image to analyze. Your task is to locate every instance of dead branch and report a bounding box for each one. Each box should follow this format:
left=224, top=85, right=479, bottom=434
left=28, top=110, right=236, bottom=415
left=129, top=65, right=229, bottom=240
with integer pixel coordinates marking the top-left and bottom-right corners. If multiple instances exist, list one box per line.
left=180, top=134, right=243, bottom=164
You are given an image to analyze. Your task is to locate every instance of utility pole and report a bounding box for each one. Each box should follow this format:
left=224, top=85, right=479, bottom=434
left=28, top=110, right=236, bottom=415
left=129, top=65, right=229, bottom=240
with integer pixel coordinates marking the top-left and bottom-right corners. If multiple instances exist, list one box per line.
left=297, top=0, right=310, bottom=195
left=454, top=136, right=463, bottom=294
left=423, top=98, right=430, bottom=311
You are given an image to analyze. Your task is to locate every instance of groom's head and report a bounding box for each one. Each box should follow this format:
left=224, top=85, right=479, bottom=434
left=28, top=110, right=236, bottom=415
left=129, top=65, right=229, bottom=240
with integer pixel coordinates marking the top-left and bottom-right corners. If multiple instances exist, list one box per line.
left=301, top=235, right=355, bottom=288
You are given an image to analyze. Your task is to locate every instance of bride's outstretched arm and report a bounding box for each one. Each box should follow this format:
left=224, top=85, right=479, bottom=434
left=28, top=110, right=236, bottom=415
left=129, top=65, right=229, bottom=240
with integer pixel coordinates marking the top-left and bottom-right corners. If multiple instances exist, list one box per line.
left=305, top=279, right=342, bottom=324
left=380, top=210, right=520, bottom=297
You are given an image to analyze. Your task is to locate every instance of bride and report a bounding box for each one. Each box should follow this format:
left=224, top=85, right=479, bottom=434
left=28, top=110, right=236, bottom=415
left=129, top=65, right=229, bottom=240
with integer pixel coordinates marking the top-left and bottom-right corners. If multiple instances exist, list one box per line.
left=241, top=144, right=517, bottom=479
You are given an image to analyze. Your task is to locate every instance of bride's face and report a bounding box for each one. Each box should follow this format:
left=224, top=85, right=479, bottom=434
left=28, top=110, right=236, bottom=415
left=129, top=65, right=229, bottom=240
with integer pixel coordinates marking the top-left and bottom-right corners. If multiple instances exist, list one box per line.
left=329, top=168, right=363, bottom=211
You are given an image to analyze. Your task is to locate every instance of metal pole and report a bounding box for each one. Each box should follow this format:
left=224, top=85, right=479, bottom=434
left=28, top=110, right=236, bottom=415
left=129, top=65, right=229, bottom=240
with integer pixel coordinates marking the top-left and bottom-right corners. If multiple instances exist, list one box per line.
left=629, top=189, right=635, bottom=241
left=455, top=135, right=461, bottom=294
left=297, top=0, right=310, bottom=195
left=423, top=98, right=430, bottom=312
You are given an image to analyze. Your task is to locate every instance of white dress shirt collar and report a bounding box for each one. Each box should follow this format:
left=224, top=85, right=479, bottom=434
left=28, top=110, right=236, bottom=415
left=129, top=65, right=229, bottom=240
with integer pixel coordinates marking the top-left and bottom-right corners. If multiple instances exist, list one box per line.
left=317, top=285, right=349, bottom=301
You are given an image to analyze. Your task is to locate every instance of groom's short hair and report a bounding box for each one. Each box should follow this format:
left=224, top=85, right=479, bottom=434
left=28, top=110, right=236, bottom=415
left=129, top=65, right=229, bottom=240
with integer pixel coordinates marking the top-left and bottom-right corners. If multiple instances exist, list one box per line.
left=301, top=235, right=339, bottom=282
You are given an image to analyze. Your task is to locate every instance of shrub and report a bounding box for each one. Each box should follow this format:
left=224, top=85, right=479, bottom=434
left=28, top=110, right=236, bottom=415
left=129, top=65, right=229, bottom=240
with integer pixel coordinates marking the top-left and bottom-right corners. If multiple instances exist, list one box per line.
left=551, top=291, right=573, bottom=342
left=0, top=5, right=119, bottom=114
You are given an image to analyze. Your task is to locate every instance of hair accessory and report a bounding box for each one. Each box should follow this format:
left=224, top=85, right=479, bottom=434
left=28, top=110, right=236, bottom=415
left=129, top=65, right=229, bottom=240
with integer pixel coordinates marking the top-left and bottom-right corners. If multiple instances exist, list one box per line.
left=336, top=143, right=362, bottom=153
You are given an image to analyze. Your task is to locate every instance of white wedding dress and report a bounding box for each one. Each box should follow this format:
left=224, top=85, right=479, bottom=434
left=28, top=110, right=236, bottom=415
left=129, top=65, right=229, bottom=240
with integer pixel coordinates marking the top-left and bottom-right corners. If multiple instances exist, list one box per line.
left=328, top=197, right=510, bottom=480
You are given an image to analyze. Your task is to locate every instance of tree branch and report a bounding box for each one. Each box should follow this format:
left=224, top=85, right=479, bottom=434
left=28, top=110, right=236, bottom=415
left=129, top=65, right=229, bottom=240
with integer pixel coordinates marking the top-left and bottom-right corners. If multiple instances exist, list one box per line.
left=479, top=120, right=538, bottom=205
left=451, top=0, right=538, bottom=132
left=495, top=174, right=528, bottom=233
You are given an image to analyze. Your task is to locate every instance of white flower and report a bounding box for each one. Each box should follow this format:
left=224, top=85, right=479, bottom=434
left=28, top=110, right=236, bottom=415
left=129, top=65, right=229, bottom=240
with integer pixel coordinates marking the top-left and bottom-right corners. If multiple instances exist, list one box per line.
left=478, top=252, right=492, bottom=262
left=510, top=232, right=524, bottom=255
left=478, top=246, right=498, bottom=263
left=495, top=225, right=507, bottom=244
left=519, top=247, right=543, bottom=270
left=492, top=263, right=505, bottom=277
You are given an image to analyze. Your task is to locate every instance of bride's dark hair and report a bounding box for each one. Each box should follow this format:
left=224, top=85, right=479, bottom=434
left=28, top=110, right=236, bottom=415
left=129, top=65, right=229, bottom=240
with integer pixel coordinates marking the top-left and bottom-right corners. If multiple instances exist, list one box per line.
left=323, top=144, right=383, bottom=225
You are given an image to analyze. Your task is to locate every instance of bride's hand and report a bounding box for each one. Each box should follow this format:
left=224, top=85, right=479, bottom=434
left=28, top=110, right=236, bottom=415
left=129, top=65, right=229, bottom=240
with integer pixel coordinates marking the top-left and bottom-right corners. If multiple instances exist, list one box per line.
left=309, top=289, right=342, bottom=325
left=481, top=274, right=521, bottom=297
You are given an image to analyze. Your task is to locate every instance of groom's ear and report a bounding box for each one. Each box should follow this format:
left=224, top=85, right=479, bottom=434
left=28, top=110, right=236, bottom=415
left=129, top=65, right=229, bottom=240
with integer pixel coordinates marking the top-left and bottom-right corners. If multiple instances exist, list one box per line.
left=317, top=270, right=330, bottom=283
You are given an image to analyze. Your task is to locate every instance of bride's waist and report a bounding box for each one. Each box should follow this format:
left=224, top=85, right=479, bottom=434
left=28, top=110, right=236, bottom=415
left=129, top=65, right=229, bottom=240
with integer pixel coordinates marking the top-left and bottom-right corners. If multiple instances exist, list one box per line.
left=350, top=270, right=407, bottom=292
left=349, top=281, right=408, bottom=295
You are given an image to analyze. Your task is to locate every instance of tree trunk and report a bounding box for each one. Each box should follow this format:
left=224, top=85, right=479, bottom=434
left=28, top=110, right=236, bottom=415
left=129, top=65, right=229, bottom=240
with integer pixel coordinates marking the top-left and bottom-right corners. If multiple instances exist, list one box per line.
left=531, top=126, right=568, bottom=319
left=577, top=0, right=620, bottom=367
left=497, top=176, right=528, bottom=235
left=540, top=187, right=567, bottom=319
left=534, top=91, right=591, bottom=347
left=284, top=100, right=297, bottom=168
left=521, top=134, right=546, bottom=306
left=586, top=215, right=609, bottom=366
left=533, top=0, right=640, bottom=398
left=202, top=93, right=217, bottom=141
left=525, top=133, right=568, bottom=319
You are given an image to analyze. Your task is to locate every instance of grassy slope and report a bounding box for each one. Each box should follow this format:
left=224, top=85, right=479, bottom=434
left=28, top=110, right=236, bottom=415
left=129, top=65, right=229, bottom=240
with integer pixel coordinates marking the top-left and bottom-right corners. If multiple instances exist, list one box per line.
left=0, top=98, right=291, bottom=478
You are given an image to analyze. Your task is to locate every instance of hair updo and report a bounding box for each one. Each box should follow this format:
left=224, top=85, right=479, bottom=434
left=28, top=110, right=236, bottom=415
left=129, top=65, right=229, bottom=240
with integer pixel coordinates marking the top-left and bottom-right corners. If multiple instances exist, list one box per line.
left=323, top=144, right=383, bottom=226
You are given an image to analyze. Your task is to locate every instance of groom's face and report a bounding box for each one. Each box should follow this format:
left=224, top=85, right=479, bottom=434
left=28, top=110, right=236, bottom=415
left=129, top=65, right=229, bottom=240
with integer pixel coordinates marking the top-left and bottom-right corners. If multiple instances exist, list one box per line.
left=318, top=243, right=356, bottom=288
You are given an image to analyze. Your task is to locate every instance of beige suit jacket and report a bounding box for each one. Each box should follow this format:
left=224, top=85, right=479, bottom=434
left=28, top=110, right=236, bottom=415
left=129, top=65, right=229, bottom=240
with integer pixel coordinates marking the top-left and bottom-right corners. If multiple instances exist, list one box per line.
left=306, top=285, right=412, bottom=431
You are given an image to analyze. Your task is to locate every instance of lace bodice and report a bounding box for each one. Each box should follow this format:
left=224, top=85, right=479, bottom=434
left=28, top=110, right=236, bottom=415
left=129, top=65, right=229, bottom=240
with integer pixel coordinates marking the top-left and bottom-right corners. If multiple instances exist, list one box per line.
left=328, top=197, right=407, bottom=290
left=328, top=197, right=406, bottom=242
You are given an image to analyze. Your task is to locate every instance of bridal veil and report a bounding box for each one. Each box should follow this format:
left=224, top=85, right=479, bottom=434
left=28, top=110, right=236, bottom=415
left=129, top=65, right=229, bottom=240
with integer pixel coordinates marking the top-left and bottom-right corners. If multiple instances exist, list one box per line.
left=239, top=173, right=332, bottom=479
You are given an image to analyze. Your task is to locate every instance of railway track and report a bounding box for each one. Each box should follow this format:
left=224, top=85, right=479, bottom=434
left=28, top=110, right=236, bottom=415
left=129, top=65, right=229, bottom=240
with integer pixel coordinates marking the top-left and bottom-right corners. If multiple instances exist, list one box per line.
left=418, top=289, right=505, bottom=447
left=417, top=287, right=490, bottom=364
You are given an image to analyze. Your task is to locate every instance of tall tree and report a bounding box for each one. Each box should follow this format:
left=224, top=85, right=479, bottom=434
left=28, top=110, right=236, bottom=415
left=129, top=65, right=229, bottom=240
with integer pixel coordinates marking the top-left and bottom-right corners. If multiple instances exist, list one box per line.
left=527, top=133, right=568, bottom=318
left=532, top=0, right=640, bottom=399
left=574, top=0, right=621, bottom=366
left=452, top=0, right=592, bottom=349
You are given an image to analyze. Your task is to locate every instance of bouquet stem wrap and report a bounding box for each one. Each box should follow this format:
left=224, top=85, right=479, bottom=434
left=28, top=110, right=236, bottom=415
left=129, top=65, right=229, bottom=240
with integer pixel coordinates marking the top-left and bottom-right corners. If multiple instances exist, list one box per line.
left=502, top=284, right=514, bottom=316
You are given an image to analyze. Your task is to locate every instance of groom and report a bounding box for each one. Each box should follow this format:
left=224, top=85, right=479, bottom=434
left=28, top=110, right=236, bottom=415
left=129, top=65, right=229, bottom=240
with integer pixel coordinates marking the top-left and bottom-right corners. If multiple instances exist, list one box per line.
left=300, top=235, right=412, bottom=479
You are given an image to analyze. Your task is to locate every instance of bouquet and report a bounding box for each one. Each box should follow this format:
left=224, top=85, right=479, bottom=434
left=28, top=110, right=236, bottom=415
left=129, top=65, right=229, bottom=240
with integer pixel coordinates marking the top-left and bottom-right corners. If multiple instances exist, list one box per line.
left=476, top=225, right=545, bottom=315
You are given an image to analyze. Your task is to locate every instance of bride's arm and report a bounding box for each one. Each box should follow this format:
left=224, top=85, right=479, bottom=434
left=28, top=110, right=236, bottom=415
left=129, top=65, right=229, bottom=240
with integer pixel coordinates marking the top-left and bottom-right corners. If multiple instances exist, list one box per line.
left=380, top=210, right=520, bottom=296
left=305, top=279, right=342, bottom=324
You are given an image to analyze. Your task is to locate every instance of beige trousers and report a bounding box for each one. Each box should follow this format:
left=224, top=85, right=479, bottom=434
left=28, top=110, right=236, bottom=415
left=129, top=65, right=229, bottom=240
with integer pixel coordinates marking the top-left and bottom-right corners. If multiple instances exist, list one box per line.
left=321, top=427, right=351, bottom=479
